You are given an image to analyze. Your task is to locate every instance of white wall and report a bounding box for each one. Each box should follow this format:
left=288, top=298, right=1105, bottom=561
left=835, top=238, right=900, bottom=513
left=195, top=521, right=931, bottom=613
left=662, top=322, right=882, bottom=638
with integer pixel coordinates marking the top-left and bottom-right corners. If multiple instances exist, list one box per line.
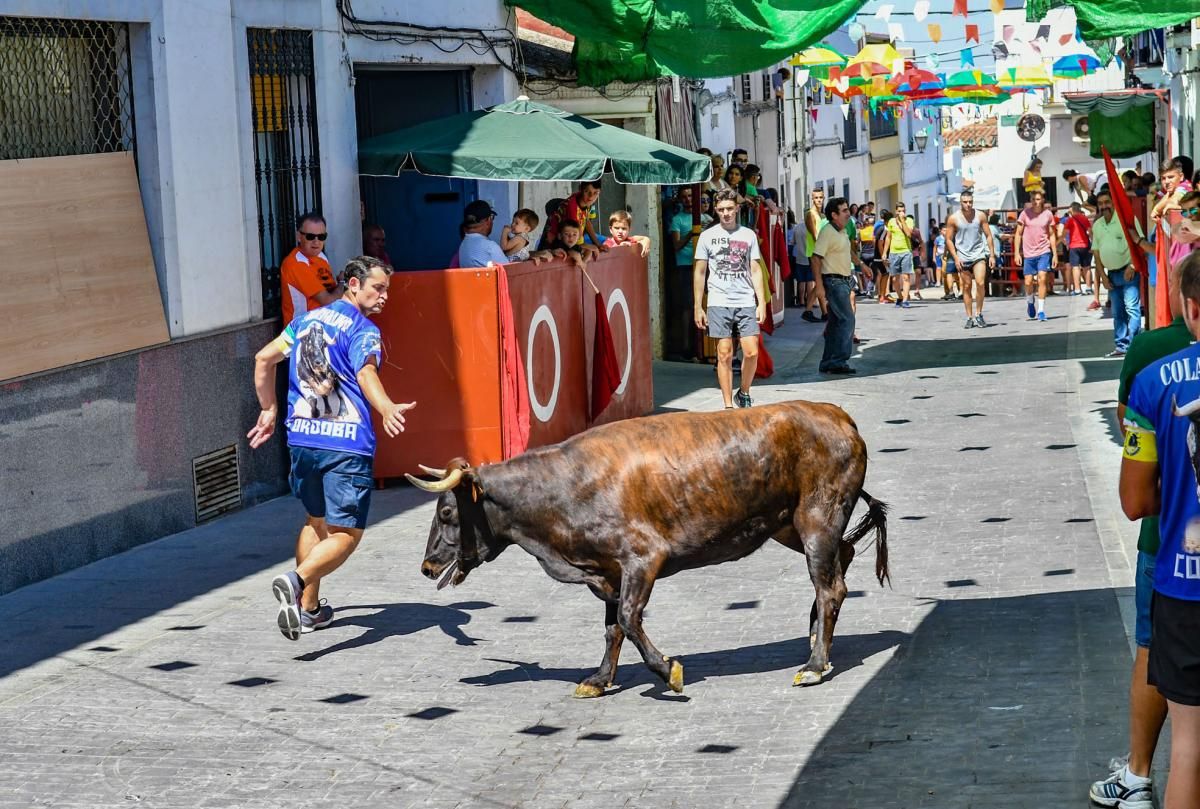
left=2, top=0, right=518, bottom=338
left=699, top=78, right=737, bottom=159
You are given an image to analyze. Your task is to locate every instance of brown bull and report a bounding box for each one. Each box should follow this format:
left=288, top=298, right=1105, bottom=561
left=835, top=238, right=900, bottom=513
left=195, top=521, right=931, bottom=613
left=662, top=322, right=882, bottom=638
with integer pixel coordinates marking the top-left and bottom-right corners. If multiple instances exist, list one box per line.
left=408, top=401, right=889, bottom=697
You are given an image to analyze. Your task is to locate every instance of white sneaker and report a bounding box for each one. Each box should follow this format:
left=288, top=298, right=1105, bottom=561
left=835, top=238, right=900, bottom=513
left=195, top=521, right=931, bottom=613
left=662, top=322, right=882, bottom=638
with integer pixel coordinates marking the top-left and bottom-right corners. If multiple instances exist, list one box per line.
left=1088, top=765, right=1154, bottom=809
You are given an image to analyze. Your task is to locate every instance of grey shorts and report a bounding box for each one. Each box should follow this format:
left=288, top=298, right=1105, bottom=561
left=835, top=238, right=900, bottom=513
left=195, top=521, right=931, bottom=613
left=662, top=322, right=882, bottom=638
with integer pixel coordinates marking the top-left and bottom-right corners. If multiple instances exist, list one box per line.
left=888, top=252, right=914, bottom=276
left=707, top=306, right=759, bottom=339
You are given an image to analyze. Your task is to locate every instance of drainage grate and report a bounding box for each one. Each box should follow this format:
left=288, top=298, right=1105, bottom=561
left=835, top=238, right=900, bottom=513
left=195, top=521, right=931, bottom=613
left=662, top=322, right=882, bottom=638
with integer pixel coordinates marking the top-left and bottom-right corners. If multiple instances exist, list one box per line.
left=192, top=445, right=241, bottom=523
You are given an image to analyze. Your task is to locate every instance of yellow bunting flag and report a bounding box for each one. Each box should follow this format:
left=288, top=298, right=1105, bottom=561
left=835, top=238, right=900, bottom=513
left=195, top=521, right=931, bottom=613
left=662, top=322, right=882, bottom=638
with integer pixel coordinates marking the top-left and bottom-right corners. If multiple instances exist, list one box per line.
left=991, top=0, right=1004, bottom=12
left=928, top=23, right=942, bottom=43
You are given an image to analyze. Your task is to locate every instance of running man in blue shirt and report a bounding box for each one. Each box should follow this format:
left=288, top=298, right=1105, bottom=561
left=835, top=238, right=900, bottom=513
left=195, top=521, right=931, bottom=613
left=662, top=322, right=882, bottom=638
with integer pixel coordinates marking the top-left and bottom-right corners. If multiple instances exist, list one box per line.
left=1120, top=250, right=1200, bottom=808
left=249, top=256, right=416, bottom=640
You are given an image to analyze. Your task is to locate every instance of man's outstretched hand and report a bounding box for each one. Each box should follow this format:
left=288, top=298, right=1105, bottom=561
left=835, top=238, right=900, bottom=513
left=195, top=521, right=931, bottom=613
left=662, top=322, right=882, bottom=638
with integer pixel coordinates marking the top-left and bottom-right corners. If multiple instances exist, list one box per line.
left=382, top=401, right=417, bottom=438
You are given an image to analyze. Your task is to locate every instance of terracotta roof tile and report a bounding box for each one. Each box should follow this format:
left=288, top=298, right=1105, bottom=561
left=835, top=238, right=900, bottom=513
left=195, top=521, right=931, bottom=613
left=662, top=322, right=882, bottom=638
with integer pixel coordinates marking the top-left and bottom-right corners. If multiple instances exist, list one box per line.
left=943, top=118, right=998, bottom=153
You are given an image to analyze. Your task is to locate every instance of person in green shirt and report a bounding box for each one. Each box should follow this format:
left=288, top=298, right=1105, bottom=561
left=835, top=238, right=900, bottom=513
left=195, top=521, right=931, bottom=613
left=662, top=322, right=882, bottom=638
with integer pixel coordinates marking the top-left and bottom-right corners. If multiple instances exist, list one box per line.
left=1094, top=257, right=1191, bottom=806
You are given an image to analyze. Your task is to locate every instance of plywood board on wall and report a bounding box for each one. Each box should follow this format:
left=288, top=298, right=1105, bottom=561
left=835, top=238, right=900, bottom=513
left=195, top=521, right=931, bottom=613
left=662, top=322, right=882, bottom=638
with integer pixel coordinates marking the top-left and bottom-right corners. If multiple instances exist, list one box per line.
left=0, top=152, right=168, bottom=381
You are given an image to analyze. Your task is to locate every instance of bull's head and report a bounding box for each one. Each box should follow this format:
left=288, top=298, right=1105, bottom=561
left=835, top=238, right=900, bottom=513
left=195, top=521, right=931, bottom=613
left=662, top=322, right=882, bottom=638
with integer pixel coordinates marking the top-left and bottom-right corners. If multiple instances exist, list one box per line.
left=406, top=458, right=507, bottom=589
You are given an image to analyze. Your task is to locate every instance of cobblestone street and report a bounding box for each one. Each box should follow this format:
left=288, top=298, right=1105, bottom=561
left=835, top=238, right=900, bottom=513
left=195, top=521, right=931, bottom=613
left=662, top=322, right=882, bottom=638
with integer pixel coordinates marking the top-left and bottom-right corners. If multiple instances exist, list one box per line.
left=1, top=292, right=1154, bottom=808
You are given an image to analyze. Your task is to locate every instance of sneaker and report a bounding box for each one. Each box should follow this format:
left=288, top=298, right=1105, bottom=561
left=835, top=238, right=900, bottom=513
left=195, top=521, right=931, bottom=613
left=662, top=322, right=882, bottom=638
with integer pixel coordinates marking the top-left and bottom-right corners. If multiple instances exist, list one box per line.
left=734, top=389, right=752, bottom=408
left=1105, top=349, right=1127, bottom=358
left=964, top=317, right=976, bottom=329
left=1027, top=301, right=1036, bottom=319
left=271, top=571, right=303, bottom=641
left=820, top=365, right=857, bottom=375
left=301, top=600, right=334, bottom=633
left=1083, top=285, right=1093, bottom=295
left=895, top=299, right=902, bottom=308
left=1037, top=311, right=1047, bottom=322
left=901, top=301, right=912, bottom=309
left=1088, top=300, right=1102, bottom=311
left=974, top=314, right=986, bottom=328
left=801, top=310, right=818, bottom=323
left=1088, top=765, right=1153, bottom=809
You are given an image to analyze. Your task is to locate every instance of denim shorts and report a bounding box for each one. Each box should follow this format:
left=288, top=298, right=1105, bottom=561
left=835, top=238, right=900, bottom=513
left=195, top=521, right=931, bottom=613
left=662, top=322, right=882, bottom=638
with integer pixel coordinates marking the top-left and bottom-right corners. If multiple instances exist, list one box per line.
left=1135, top=550, right=1156, bottom=648
left=289, top=446, right=374, bottom=529
left=1022, top=252, right=1053, bottom=275
left=888, top=252, right=914, bottom=276
left=707, top=305, right=759, bottom=338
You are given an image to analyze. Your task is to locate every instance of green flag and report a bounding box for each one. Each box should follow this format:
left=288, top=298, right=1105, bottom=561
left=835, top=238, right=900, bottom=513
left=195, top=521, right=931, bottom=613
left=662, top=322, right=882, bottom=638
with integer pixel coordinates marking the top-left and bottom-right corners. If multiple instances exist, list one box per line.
left=1026, top=0, right=1200, bottom=40
left=509, top=0, right=870, bottom=86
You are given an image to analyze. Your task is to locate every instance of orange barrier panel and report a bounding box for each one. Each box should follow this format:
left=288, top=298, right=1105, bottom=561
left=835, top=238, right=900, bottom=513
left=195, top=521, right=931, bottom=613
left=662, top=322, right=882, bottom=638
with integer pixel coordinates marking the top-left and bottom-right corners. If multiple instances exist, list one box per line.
left=505, top=259, right=590, bottom=447
left=370, top=254, right=655, bottom=480
left=582, top=249, right=655, bottom=426
left=371, top=268, right=503, bottom=477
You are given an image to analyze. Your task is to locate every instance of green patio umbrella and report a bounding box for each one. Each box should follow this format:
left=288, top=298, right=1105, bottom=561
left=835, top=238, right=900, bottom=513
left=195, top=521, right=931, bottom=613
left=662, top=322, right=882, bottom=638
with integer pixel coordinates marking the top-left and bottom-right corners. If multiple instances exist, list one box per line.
left=358, top=97, right=711, bottom=185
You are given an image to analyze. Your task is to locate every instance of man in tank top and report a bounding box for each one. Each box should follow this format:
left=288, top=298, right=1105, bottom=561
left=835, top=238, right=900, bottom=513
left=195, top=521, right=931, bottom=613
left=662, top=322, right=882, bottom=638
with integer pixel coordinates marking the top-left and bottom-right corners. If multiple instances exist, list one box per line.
left=946, top=189, right=997, bottom=329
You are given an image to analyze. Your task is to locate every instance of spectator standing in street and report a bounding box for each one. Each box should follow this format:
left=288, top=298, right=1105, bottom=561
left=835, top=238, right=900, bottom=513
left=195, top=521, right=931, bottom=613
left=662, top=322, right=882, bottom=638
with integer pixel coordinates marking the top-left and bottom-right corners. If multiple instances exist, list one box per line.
left=693, top=189, right=767, bottom=409
left=250, top=256, right=416, bottom=640
left=281, top=212, right=340, bottom=324
left=1023, top=157, right=1045, bottom=200
left=1119, top=250, right=1200, bottom=809
left=1091, top=256, right=1189, bottom=809
left=1014, top=190, right=1058, bottom=321
left=946, top=189, right=996, bottom=329
left=1061, top=202, right=1093, bottom=297
left=883, top=202, right=916, bottom=308
left=811, top=196, right=857, bottom=375
left=803, top=187, right=829, bottom=322
left=1092, top=191, right=1143, bottom=357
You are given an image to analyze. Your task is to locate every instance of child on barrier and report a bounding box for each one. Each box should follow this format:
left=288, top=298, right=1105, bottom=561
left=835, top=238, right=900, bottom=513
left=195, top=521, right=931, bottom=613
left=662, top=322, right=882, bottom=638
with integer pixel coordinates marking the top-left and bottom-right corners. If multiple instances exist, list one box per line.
left=603, top=209, right=651, bottom=256
left=500, top=208, right=539, bottom=262
left=546, top=219, right=600, bottom=270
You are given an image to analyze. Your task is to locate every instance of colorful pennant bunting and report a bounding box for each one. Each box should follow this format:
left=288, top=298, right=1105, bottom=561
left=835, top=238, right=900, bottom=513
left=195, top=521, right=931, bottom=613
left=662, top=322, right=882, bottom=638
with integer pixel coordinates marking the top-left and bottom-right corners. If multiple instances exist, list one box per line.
left=952, top=0, right=968, bottom=17
left=914, top=0, right=930, bottom=22
left=889, top=22, right=905, bottom=42
left=874, top=4, right=893, bottom=23
left=965, top=24, right=979, bottom=44
left=928, top=23, right=942, bottom=43
left=1035, top=24, right=1050, bottom=41
left=960, top=48, right=975, bottom=67
left=1059, top=33, right=1072, bottom=45
left=991, top=0, right=1004, bottom=12
left=1002, top=25, right=1014, bottom=43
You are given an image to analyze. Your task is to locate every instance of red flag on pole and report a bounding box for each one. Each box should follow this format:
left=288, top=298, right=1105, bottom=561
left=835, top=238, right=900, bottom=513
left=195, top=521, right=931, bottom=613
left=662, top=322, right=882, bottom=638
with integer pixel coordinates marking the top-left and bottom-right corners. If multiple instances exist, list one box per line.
left=591, top=290, right=621, bottom=420
left=1102, top=146, right=1148, bottom=279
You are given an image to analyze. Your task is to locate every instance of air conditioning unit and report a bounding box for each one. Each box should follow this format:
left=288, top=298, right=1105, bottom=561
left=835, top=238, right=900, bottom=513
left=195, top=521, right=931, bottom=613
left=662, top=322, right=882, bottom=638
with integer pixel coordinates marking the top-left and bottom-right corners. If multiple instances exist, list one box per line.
left=1071, top=116, right=1091, bottom=143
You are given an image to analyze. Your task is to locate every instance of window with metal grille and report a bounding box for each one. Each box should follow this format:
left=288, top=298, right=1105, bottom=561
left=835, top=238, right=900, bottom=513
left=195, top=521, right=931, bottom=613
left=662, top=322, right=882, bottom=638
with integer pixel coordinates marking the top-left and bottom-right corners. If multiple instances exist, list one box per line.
left=0, top=16, right=136, bottom=161
left=869, top=106, right=897, bottom=139
left=843, top=100, right=859, bottom=155
left=247, top=28, right=321, bottom=321
left=760, top=72, right=770, bottom=103
left=740, top=74, right=752, bottom=102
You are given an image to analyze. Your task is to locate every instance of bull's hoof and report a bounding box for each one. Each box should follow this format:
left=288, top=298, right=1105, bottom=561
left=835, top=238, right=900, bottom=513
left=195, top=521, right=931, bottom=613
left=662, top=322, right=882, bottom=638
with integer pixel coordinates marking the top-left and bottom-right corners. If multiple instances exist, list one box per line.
left=668, top=659, right=685, bottom=693
left=792, top=663, right=834, bottom=687
left=573, top=682, right=605, bottom=699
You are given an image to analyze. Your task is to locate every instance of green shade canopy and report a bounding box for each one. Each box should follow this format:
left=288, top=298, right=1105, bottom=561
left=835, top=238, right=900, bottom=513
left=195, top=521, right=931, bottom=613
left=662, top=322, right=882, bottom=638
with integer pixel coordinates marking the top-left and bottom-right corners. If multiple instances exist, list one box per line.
left=357, top=98, right=711, bottom=185
left=1026, top=0, right=1200, bottom=40
left=509, top=0, right=870, bottom=86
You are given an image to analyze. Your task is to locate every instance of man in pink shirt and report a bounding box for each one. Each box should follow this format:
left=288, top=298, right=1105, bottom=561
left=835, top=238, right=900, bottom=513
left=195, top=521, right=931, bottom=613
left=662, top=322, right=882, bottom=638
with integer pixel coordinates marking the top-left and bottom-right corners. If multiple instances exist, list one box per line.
left=1014, top=190, right=1059, bottom=322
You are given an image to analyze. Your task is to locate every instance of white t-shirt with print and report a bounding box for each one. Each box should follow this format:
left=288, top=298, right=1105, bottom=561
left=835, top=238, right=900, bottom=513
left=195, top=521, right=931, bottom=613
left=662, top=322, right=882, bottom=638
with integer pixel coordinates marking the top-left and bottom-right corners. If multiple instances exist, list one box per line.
left=695, top=223, right=762, bottom=308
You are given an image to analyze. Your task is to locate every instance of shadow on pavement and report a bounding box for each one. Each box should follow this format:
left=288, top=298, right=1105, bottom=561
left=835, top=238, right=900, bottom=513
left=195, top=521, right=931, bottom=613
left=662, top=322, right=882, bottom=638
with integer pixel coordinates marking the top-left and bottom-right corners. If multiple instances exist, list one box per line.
left=459, top=629, right=908, bottom=697
left=294, top=600, right=496, bottom=662
left=777, top=588, right=1127, bottom=808
left=0, top=486, right=430, bottom=679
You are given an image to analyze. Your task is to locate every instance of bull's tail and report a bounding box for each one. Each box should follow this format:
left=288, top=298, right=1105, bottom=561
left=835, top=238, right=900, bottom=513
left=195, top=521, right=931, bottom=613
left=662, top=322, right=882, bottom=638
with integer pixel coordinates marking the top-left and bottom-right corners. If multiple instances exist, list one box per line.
left=843, top=490, right=890, bottom=587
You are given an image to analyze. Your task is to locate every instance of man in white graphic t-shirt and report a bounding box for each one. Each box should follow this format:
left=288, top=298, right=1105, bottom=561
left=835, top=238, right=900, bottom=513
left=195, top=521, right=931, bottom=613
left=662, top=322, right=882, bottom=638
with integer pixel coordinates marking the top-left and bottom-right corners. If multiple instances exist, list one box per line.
left=693, top=188, right=767, bottom=409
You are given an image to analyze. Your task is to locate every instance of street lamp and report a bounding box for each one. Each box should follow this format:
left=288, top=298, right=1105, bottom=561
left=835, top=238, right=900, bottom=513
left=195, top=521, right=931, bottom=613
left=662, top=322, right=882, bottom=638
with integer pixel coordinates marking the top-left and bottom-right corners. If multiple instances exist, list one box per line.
left=913, top=128, right=929, bottom=152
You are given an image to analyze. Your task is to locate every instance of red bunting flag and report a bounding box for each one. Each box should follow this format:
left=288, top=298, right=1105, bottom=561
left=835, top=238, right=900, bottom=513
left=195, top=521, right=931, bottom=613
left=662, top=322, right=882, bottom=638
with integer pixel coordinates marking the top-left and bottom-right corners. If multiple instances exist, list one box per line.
left=810, top=108, right=819, bottom=122
left=965, top=24, right=979, bottom=43
left=590, top=290, right=621, bottom=420
left=952, top=0, right=968, bottom=17
left=1059, top=33, right=1072, bottom=45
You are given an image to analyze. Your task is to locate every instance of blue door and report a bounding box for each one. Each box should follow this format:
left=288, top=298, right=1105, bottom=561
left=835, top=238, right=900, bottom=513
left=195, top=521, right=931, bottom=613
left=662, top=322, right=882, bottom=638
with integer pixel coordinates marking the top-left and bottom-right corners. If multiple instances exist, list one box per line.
left=355, top=69, right=475, bottom=270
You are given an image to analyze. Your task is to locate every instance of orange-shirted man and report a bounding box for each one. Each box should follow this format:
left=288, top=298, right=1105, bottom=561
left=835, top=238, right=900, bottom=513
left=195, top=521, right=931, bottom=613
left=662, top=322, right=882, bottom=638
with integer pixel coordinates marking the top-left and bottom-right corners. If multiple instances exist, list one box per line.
left=280, top=212, right=342, bottom=323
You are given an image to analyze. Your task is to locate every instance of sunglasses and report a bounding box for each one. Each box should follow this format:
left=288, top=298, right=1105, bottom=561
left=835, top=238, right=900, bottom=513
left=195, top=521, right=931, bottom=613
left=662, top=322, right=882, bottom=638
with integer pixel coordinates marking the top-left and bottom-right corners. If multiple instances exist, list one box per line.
left=301, top=231, right=328, bottom=241
left=1185, top=208, right=1200, bottom=218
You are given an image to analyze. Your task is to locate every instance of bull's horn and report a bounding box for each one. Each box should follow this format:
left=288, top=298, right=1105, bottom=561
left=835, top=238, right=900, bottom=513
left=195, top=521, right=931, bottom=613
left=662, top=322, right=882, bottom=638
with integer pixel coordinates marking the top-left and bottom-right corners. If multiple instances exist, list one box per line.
left=418, top=464, right=448, bottom=479
left=405, top=468, right=464, bottom=492
left=1174, top=395, right=1200, bottom=418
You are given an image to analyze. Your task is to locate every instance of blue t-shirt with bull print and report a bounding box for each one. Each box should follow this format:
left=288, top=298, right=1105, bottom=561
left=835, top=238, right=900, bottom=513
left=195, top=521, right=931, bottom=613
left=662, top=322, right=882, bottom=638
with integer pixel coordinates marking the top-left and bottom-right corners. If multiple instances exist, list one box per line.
left=275, top=300, right=383, bottom=458
left=1125, top=341, right=1200, bottom=601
